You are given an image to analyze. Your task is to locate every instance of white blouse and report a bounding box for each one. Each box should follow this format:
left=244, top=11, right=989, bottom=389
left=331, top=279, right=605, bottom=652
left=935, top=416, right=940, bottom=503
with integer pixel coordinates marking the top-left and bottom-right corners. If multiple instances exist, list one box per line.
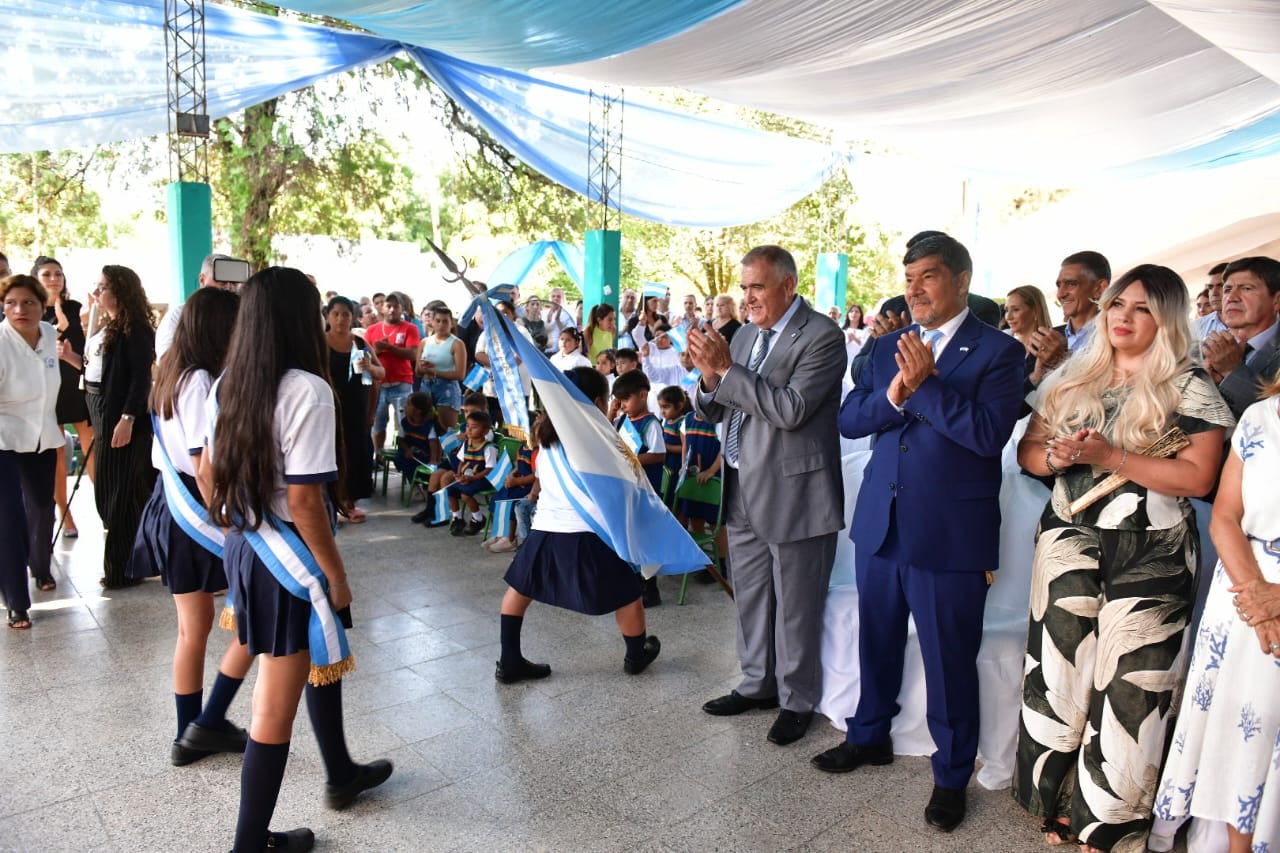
left=0, top=321, right=64, bottom=453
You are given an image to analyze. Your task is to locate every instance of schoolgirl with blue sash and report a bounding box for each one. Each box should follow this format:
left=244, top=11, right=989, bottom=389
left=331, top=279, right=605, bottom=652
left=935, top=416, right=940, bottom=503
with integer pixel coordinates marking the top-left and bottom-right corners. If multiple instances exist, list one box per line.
left=498, top=367, right=661, bottom=684
left=129, top=287, right=256, bottom=767
left=208, top=268, right=391, bottom=853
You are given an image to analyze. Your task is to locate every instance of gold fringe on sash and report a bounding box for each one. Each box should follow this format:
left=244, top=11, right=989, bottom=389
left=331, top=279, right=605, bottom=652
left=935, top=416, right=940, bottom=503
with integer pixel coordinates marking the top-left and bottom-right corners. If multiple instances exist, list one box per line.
left=308, top=654, right=356, bottom=687
left=218, top=606, right=237, bottom=631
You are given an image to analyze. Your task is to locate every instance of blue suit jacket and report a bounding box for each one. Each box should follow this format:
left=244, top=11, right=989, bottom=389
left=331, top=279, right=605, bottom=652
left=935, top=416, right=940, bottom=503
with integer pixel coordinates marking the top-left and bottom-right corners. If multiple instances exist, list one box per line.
left=839, top=313, right=1025, bottom=572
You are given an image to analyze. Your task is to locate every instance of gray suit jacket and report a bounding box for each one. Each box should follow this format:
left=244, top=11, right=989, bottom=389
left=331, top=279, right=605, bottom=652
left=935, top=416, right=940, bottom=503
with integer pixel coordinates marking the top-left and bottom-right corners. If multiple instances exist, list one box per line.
left=1218, top=330, right=1280, bottom=419
left=694, top=298, right=847, bottom=544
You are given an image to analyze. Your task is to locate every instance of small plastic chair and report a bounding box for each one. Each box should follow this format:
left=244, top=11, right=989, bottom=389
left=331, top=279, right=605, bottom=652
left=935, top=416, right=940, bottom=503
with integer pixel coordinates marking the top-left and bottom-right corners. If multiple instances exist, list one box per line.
left=673, top=474, right=731, bottom=605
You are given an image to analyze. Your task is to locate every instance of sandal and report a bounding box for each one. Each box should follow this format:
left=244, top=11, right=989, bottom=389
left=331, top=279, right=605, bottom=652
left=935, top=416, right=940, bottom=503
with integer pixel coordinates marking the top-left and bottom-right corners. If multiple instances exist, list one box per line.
left=36, top=578, right=56, bottom=592
left=347, top=508, right=367, bottom=524
left=7, top=610, right=31, bottom=630
left=1041, top=818, right=1077, bottom=846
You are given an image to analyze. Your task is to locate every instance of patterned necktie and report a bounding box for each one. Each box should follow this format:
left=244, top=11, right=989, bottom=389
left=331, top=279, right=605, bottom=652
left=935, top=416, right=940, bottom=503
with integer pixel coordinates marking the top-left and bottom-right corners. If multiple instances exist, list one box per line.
left=725, top=328, right=775, bottom=466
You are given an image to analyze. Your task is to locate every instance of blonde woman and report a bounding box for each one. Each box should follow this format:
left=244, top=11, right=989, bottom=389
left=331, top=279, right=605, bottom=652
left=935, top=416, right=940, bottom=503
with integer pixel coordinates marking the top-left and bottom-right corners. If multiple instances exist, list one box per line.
left=711, top=294, right=742, bottom=344
left=1012, top=264, right=1234, bottom=852
left=1005, top=285, right=1053, bottom=353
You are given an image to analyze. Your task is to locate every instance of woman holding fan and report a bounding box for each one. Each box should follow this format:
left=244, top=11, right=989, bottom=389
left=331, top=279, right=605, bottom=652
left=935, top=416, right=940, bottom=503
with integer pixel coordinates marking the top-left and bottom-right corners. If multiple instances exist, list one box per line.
left=1012, top=265, right=1233, bottom=851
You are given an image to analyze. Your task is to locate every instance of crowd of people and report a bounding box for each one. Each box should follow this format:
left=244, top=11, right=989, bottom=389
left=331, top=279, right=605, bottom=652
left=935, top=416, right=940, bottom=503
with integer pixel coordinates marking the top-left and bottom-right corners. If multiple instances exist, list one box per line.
left=2, top=235, right=1279, bottom=852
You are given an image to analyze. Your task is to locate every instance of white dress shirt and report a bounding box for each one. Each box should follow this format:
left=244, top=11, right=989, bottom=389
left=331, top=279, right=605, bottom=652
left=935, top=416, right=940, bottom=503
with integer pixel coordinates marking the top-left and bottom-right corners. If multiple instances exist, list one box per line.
left=887, top=307, right=970, bottom=412
left=0, top=321, right=64, bottom=453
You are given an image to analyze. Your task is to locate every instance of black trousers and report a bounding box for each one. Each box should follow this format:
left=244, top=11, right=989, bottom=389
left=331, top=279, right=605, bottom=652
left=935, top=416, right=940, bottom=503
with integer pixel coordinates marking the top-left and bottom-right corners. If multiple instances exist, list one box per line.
left=87, top=393, right=155, bottom=586
left=0, top=449, right=55, bottom=611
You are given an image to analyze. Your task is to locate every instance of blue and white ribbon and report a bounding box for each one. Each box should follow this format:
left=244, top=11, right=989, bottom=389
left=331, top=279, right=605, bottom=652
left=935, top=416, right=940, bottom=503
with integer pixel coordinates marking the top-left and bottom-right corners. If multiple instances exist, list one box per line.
left=151, top=413, right=224, bottom=557
left=459, top=285, right=531, bottom=439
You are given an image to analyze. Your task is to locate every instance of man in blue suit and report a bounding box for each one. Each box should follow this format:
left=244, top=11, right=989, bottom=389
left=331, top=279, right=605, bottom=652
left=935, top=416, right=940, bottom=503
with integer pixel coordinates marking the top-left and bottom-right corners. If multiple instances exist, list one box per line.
left=811, top=234, right=1025, bottom=833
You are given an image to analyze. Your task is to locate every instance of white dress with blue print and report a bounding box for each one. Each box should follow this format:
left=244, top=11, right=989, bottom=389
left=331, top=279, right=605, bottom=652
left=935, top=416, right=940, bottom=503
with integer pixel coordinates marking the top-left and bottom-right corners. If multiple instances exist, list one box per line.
left=1154, top=398, right=1280, bottom=851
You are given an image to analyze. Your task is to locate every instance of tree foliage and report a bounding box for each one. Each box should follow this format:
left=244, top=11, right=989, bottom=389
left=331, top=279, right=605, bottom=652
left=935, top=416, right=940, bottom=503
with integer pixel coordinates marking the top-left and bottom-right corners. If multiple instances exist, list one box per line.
left=0, top=149, right=110, bottom=256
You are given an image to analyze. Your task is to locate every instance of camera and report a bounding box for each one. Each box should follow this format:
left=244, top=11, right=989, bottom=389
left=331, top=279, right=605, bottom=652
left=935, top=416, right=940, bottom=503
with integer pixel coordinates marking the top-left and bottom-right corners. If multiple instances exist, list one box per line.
left=211, top=257, right=251, bottom=286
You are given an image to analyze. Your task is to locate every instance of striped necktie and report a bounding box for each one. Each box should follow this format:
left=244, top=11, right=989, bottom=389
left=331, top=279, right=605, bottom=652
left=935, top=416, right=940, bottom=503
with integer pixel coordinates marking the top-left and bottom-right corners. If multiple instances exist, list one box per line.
left=725, top=328, right=775, bottom=466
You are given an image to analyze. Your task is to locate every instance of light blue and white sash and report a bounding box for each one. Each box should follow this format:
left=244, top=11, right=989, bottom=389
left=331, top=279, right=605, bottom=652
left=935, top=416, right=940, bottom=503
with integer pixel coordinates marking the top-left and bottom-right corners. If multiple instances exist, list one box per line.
left=207, top=377, right=354, bottom=685
left=151, top=413, right=224, bottom=557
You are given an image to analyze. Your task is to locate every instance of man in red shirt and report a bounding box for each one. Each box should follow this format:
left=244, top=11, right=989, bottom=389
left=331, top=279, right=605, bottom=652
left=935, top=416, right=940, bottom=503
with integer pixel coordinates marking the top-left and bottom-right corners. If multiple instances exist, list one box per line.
left=365, top=292, right=421, bottom=453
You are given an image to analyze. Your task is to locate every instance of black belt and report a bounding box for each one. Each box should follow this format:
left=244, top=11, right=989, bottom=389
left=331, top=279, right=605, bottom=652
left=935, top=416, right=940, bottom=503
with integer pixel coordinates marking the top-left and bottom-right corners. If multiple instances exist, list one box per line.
left=84, top=381, right=102, bottom=393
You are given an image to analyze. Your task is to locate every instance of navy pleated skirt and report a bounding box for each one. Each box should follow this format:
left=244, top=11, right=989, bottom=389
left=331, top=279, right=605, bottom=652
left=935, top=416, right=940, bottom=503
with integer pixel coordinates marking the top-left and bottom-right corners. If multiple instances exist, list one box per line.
left=223, top=529, right=314, bottom=658
left=503, top=530, right=643, bottom=616
left=129, top=476, right=227, bottom=594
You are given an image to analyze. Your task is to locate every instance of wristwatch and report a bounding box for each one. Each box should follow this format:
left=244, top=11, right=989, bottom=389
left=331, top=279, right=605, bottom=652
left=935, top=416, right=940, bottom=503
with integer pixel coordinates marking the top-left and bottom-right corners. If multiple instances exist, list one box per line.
left=120, top=414, right=135, bottom=423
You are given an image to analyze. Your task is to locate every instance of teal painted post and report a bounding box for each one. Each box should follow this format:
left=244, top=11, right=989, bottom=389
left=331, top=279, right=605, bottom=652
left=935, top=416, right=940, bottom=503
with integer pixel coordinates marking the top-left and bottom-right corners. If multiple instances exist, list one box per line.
left=815, top=252, right=849, bottom=315
left=584, top=229, right=621, bottom=346
left=166, top=182, right=213, bottom=305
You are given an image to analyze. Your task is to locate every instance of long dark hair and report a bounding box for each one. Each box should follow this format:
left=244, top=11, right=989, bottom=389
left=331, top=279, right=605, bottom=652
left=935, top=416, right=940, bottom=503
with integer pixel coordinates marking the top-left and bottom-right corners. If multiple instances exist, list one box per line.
left=584, top=303, right=615, bottom=345
left=533, top=366, right=607, bottom=448
left=151, top=287, right=240, bottom=419
left=30, top=255, right=68, bottom=303
left=100, top=264, right=156, bottom=347
left=211, top=266, right=344, bottom=528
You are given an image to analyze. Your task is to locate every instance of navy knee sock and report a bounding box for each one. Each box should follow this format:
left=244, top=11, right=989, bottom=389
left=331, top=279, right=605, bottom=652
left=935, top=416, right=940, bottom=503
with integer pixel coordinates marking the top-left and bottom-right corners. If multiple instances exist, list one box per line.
left=195, top=672, right=244, bottom=729
left=499, top=613, right=524, bottom=667
left=623, top=633, right=646, bottom=659
left=232, top=739, right=290, bottom=853
left=175, top=690, right=202, bottom=740
left=304, top=681, right=356, bottom=787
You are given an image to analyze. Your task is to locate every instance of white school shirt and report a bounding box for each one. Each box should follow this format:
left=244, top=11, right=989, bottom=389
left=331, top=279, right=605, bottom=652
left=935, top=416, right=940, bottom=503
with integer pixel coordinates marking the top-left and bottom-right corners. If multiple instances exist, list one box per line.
left=84, top=328, right=107, bottom=383
left=206, top=369, right=337, bottom=522
left=530, top=449, right=592, bottom=534
left=0, top=321, right=63, bottom=453
left=549, top=349, right=591, bottom=372
left=152, top=369, right=213, bottom=478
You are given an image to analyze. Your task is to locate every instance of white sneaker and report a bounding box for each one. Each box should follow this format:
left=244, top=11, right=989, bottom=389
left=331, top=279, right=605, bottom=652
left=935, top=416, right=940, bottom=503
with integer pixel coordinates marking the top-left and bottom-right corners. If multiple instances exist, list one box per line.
left=487, top=538, right=517, bottom=553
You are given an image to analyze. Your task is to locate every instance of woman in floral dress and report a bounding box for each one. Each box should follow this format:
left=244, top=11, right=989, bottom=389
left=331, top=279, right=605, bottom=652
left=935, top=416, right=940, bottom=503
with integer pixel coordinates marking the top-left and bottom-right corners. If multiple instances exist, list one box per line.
left=1013, top=264, right=1234, bottom=852
left=1153, top=360, right=1280, bottom=852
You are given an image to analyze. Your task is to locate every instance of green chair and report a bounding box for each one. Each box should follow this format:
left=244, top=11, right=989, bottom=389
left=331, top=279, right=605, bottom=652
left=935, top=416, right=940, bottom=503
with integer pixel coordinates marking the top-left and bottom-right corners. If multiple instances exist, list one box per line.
left=403, top=461, right=437, bottom=506
left=673, top=474, right=731, bottom=605
left=376, top=448, right=398, bottom=497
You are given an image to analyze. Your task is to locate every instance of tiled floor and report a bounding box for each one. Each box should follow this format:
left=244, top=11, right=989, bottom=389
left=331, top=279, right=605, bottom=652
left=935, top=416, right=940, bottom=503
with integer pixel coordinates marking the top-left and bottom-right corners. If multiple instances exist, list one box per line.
left=2, top=481, right=1091, bottom=851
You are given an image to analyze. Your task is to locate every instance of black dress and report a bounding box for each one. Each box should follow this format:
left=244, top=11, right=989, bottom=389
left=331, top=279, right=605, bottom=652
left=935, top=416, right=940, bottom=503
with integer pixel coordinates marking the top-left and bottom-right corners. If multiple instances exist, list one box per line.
left=44, top=300, right=90, bottom=424
left=328, top=340, right=374, bottom=502
left=714, top=318, right=742, bottom=344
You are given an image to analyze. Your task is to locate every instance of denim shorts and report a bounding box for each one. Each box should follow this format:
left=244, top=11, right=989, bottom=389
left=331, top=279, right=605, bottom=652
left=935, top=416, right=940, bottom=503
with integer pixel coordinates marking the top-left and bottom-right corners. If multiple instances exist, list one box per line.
left=374, top=382, right=412, bottom=433
left=424, top=378, right=462, bottom=410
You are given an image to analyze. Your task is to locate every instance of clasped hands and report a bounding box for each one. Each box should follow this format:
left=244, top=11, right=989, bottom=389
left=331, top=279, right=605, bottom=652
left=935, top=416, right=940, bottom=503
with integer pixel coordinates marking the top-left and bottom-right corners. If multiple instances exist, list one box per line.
left=1231, top=579, right=1280, bottom=658
left=1045, top=428, right=1118, bottom=470
left=1201, top=331, right=1246, bottom=383
left=686, top=324, right=733, bottom=392
left=887, top=331, right=938, bottom=407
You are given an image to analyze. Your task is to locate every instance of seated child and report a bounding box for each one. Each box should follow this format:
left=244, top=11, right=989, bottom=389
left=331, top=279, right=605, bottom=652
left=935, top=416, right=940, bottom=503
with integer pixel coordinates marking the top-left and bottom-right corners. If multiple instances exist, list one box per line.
left=395, top=391, right=437, bottom=477
left=679, top=407, right=723, bottom=534
left=656, top=385, right=689, bottom=505
left=434, top=410, right=500, bottom=536
left=483, top=442, right=536, bottom=554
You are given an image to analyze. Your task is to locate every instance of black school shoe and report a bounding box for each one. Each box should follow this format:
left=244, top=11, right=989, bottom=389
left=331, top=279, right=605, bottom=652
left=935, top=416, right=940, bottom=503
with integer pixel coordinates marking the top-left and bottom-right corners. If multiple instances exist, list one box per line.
left=623, top=635, right=661, bottom=675
left=463, top=519, right=485, bottom=536
left=264, top=828, right=315, bottom=851
left=449, top=518, right=466, bottom=536
left=495, top=658, right=552, bottom=684
left=325, top=759, right=394, bottom=810
left=411, top=507, right=432, bottom=524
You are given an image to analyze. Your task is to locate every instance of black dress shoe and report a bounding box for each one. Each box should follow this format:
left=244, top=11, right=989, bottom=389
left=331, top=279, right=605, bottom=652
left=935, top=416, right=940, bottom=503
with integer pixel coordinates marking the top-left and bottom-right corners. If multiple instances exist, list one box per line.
left=325, top=759, right=394, bottom=810
left=702, top=691, right=780, bottom=716
left=641, top=577, right=662, bottom=608
left=623, top=635, right=661, bottom=675
left=265, top=827, right=315, bottom=851
left=495, top=658, right=552, bottom=684
left=924, top=785, right=966, bottom=832
left=767, top=709, right=814, bottom=745
left=411, top=507, right=432, bottom=524
left=179, top=720, right=249, bottom=755
left=810, top=739, right=894, bottom=773
left=171, top=739, right=212, bottom=767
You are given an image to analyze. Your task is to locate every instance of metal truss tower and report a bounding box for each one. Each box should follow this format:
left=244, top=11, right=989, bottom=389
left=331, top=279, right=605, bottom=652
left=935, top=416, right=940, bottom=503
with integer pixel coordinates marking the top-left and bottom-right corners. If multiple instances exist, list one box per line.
left=164, top=0, right=210, bottom=183
left=586, top=87, right=624, bottom=230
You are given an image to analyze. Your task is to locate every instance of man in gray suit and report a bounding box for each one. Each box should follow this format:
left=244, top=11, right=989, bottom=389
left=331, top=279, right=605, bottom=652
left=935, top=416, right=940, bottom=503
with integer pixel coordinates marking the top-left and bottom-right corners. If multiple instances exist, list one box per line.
left=1201, top=256, right=1280, bottom=419
left=688, top=245, right=847, bottom=747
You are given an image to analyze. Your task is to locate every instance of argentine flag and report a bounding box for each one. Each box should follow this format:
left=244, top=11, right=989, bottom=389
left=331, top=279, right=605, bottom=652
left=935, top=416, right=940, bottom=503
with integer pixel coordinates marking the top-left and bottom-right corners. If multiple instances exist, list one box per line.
left=665, top=325, right=689, bottom=353
left=463, top=364, right=490, bottom=391
left=680, top=369, right=701, bottom=396
left=462, top=286, right=706, bottom=577
left=618, top=417, right=644, bottom=455
left=430, top=489, right=450, bottom=524
left=489, top=499, right=516, bottom=539
left=486, top=449, right=514, bottom=491
left=439, top=429, right=462, bottom=457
